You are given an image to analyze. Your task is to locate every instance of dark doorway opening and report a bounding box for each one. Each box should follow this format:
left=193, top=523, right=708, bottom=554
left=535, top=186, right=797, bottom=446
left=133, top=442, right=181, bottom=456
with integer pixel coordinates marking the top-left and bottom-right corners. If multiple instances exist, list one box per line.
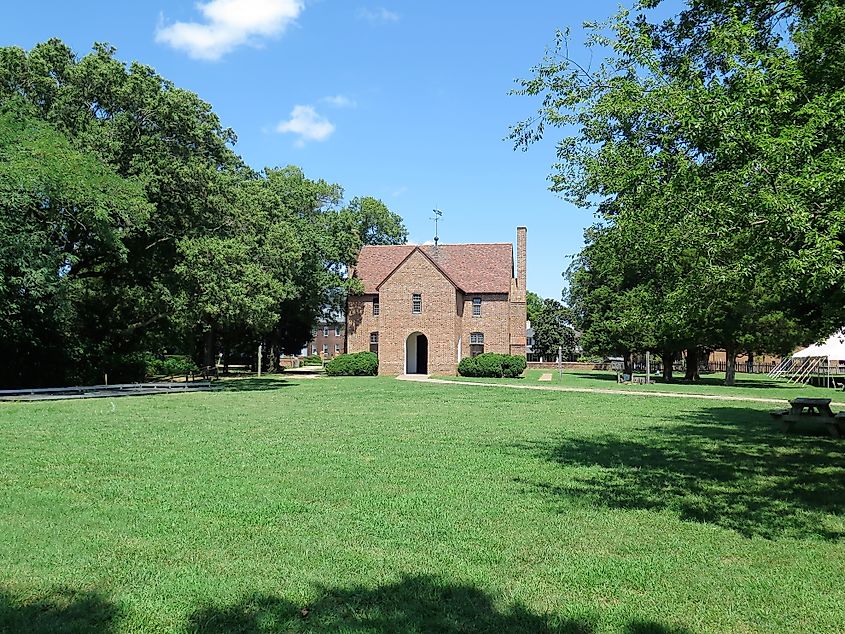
left=417, top=334, right=428, bottom=374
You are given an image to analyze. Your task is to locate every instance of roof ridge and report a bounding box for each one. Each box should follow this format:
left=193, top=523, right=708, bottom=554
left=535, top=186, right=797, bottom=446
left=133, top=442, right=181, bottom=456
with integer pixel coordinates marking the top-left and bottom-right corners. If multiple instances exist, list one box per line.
left=422, top=242, right=512, bottom=246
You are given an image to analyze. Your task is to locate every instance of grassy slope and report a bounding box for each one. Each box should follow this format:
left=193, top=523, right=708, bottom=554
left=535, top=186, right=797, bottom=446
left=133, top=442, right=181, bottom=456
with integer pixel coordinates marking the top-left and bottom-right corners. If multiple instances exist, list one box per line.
left=0, top=376, right=843, bottom=633
left=444, top=369, right=845, bottom=403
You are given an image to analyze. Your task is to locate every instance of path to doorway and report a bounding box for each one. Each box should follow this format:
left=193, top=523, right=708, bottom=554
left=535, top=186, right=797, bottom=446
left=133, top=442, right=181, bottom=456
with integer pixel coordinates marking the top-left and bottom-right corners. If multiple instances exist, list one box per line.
left=397, top=374, right=845, bottom=407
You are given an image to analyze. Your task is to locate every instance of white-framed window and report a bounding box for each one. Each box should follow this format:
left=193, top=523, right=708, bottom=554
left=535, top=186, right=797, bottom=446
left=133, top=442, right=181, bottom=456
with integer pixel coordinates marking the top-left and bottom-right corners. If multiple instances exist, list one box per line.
left=369, top=332, right=379, bottom=355
left=412, top=293, right=422, bottom=314
left=335, top=344, right=340, bottom=353
left=335, top=326, right=341, bottom=336
left=472, top=297, right=481, bottom=317
left=312, top=346, right=317, bottom=355
left=323, top=326, right=329, bottom=337
left=470, top=332, right=484, bottom=357
left=322, top=344, right=328, bottom=355
left=373, top=298, right=380, bottom=316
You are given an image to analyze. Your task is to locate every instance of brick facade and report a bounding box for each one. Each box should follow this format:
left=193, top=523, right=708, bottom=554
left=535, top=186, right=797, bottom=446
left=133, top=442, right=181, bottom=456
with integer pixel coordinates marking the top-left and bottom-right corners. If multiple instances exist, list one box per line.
left=306, top=321, right=345, bottom=359
left=347, top=227, right=527, bottom=376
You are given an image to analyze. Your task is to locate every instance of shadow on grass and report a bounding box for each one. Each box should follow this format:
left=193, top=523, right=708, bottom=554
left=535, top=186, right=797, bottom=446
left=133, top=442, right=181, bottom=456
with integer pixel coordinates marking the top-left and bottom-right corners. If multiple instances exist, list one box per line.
left=0, top=588, right=121, bottom=633
left=216, top=378, right=298, bottom=393
left=187, top=575, right=691, bottom=634
left=0, top=578, right=694, bottom=634
left=516, top=406, right=845, bottom=540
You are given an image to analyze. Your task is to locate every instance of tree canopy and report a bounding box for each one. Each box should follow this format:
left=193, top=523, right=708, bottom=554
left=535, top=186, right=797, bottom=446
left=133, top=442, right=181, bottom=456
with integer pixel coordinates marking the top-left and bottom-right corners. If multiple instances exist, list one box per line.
left=512, top=0, right=845, bottom=383
left=0, top=39, right=407, bottom=387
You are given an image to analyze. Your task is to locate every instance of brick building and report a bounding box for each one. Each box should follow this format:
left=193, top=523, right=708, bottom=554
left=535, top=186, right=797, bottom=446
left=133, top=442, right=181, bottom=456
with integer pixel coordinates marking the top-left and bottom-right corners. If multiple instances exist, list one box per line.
left=305, top=320, right=345, bottom=359
left=346, top=227, right=527, bottom=375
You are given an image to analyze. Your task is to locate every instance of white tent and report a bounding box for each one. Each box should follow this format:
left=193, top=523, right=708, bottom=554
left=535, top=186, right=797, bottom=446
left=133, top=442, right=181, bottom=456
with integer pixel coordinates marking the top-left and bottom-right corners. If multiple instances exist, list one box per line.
left=792, top=332, right=845, bottom=359
left=770, top=331, right=845, bottom=386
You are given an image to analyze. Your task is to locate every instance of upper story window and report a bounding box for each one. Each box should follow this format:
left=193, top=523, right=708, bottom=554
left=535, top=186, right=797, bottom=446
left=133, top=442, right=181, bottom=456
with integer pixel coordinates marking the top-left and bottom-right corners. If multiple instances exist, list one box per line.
left=369, top=332, right=379, bottom=355
left=412, top=293, right=422, bottom=314
left=335, top=326, right=341, bottom=336
left=472, top=297, right=482, bottom=317
left=373, top=298, right=380, bottom=316
left=323, top=326, right=329, bottom=337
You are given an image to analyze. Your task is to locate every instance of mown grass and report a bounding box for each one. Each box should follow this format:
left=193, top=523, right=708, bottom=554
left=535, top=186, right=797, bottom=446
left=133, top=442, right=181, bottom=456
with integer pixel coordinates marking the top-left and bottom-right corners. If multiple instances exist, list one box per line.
left=444, top=369, right=845, bottom=403
left=1, top=376, right=844, bottom=633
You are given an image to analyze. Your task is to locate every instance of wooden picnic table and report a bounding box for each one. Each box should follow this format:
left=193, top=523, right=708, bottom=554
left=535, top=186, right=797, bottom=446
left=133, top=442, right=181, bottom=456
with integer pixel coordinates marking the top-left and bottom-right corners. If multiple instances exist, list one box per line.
left=771, top=397, right=843, bottom=437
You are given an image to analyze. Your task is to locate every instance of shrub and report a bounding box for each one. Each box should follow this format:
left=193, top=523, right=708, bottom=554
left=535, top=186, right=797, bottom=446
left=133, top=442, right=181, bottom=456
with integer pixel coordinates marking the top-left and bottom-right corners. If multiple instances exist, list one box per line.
left=145, top=354, right=199, bottom=378
left=457, top=356, right=480, bottom=377
left=501, top=354, right=527, bottom=378
left=300, top=355, right=323, bottom=366
left=457, top=353, right=526, bottom=378
left=325, top=351, right=378, bottom=376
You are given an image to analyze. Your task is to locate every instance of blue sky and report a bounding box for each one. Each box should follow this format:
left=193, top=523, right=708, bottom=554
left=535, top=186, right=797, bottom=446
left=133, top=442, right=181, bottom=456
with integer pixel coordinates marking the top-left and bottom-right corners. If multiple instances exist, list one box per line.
left=1, top=1, right=676, bottom=300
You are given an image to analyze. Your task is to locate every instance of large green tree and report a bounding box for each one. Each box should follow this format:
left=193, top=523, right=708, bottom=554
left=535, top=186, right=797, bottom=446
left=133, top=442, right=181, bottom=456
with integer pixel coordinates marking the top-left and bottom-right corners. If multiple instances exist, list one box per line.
left=530, top=298, right=577, bottom=360
left=512, top=1, right=844, bottom=384
left=0, top=40, right=407, bottom=386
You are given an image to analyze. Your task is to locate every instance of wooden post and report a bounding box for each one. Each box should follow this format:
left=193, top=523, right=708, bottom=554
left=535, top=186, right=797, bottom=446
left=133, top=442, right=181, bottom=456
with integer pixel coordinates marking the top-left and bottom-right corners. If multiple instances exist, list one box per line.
left=646, top=351, right=651, bottom=384
left=258, top=344, right=262, bottom=377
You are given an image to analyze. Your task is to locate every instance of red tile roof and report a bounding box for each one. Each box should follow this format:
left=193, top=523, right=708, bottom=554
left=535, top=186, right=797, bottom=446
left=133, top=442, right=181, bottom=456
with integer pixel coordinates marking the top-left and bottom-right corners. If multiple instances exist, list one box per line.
left=353, top=243, right=514, bottom=294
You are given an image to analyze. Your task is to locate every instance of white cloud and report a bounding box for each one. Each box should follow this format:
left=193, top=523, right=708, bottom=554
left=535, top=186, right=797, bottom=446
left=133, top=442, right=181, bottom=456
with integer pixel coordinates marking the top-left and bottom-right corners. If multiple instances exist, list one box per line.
left=156, top=0, right=304, bottom=60
left=321, top=94, right=357, bottom=108
left=356, top=7, right=400, bottom=23
left=276, top=105, right=335, bottom=146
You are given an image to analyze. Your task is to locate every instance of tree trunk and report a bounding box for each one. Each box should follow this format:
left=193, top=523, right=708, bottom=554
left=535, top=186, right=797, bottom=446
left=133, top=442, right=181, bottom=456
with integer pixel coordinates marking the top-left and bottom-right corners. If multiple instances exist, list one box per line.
left=203, top=329, right=215, bottom=369
left=661, top=349, right=675, bottom=382
left=684, top=348, right=700, bottom=381
left=623, top=351, right=633, bottom=377
left=725, top=344, right=737, bottom=386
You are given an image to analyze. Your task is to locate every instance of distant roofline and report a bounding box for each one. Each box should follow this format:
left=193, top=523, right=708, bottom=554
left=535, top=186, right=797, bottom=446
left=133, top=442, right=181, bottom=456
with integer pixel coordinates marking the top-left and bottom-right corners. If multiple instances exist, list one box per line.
left=361, top=242, right=513, bottom=247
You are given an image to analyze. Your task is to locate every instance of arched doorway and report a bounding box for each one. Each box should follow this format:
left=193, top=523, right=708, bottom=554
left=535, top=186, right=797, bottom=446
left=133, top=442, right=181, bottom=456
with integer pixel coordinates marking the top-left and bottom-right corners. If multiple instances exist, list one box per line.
left=405, top=332, right=429, bottom=374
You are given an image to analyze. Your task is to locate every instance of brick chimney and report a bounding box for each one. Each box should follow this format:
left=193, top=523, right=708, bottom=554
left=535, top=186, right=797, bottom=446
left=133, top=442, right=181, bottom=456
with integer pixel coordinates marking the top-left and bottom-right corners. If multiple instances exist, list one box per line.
left=516, top=226, right=527, bottom=294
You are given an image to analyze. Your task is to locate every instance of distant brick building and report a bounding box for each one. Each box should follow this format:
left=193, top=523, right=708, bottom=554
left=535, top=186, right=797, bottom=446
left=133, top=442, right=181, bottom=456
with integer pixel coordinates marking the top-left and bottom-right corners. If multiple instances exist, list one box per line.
left=305, top=321, right=345, bottom=359
left=346, top=227, right=527, bottom=375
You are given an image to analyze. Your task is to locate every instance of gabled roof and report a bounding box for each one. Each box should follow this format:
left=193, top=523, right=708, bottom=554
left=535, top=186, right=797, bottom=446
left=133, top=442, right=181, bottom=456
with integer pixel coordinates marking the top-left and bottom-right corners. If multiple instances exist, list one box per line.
left=353, top=243, right=514, bottom=294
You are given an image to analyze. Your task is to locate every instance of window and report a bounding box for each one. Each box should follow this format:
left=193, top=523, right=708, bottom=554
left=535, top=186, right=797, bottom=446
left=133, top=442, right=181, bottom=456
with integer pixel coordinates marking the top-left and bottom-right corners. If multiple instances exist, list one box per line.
left=470, top=332, right=484, bottom=357
left=472, top=297, right=481, bottom=317
left=335, top=326, right=341, bottom=336
left=335, top=344, right=340, bottom=354
left=373, top=298, right=380, bottom=316
left=412, top=293, right=422, bottom=314
left=323, top=326, right=329, bottom=337
left=322, top=344, right=328, bottom=355
left=370, top=332, right=379, bottom=355
left=312, top=346, right=317, bottom=355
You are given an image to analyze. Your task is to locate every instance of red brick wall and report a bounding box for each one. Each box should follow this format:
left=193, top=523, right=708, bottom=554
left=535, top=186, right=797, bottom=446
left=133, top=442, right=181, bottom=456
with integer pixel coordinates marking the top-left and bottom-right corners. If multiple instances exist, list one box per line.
left=376, top=250, right=460, bottom=375
left=459, top=293, right=511, bottom=356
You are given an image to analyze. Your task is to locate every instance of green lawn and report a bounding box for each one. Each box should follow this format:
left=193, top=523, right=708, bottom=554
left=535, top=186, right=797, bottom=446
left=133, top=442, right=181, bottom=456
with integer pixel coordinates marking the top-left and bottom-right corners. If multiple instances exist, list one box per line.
left=1, top=376, right=844, bottom=633
left=444, top=369, right=845, bottom=403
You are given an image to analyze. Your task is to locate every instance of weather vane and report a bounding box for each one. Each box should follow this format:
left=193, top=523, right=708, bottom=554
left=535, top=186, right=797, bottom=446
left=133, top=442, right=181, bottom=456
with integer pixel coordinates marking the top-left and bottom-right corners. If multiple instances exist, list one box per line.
left=431, top=208, right=443, bottom=245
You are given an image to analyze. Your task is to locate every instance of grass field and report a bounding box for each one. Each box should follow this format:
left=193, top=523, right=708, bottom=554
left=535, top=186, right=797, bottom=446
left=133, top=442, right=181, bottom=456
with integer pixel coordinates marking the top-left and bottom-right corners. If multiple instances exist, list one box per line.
left=443, top=369, right=845, bottom=403
left=1, top=376, right=844, bottom=633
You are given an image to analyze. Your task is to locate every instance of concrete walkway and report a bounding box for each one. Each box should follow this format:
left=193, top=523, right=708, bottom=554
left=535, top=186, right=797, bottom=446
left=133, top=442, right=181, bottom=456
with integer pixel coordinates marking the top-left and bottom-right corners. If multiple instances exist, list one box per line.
left=397, top=374, right=845, bottom=407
